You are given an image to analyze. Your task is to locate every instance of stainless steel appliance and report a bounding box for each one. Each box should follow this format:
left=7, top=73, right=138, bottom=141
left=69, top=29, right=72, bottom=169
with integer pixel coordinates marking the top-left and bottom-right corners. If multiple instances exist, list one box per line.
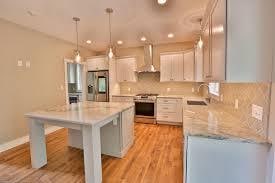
left=134, top=94, right=158, bottom=124
left=87, top=71, right=109, bottom=102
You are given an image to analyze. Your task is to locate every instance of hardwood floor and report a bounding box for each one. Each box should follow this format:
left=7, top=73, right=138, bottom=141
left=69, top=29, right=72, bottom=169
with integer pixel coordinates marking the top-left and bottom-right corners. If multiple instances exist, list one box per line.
left=0, top=123, right=183, bottom=183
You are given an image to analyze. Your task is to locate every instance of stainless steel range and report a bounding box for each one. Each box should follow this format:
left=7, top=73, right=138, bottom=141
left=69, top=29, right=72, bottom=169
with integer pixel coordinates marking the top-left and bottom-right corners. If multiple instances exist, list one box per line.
left=134, top=94, right=158, bottom=124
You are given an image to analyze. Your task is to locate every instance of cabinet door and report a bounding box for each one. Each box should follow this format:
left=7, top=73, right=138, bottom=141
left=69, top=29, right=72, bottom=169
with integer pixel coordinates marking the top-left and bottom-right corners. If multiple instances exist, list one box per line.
left=122, top=107, right=134, bottom=149
left=184, top=51, right=195, bottom=81
left=87, top=57, right=108, bottom=71
left=203, top=18, right=211, bottom=80
left=116, top=60, right=125, bottom=82
left=160, top=55, right=172, bottom=82
left=195, top=46, right=204, bottom=82
left=116, top=58, right=137, bottom=82
left=211, top=0, right=226, bottom=81
left=125, top=58, right=137, bottom=82
left=171, top=53, right=184, bottom=81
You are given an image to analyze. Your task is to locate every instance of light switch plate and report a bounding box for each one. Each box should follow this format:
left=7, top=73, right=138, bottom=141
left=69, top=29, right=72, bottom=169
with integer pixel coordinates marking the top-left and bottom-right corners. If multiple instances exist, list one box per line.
left=26, top=61, right=31, bottom=68
left=234, top=99, right=239, bottom=109
left=252, top=104, right=263, bottom=121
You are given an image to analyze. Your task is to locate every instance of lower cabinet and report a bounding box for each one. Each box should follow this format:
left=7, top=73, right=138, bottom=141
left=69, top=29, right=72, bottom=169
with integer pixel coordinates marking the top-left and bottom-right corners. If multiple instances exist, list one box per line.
left=67, top=106, right=135, bottom=158
left=184, top=136, right=269, bottom=183
left=157, top=98, right=183, bottom=125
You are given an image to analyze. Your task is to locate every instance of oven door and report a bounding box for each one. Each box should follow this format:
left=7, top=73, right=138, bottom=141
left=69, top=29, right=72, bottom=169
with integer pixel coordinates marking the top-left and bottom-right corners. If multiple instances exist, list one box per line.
left=135, top=101, right=156, bottom=124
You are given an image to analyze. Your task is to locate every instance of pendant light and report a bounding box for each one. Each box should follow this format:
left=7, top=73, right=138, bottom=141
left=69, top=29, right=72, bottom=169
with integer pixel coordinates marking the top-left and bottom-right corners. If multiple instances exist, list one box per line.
left=106, top=8, right=115, bottom=59
left=198, top=19, right=203, bottom=49
left=73, top=17, right=81, bottom=63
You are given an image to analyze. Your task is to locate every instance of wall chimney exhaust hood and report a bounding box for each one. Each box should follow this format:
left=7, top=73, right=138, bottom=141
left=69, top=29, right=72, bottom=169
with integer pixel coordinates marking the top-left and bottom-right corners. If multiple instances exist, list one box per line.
left=137, top=44, right=159, bottom=73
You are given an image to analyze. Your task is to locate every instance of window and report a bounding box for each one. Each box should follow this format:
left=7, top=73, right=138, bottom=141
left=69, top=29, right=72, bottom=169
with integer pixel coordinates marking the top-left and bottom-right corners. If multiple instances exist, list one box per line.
left=209, top=83, right=220, bottom=96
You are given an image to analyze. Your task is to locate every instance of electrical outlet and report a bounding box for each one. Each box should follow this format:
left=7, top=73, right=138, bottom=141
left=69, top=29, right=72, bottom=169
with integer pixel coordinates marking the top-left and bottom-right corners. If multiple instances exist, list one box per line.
left=167, top=88, right=171, bottom=92
left=234, top=99, right=239, bottom=109
left=17, top=60, right=23, bottom=67
left=128, top=87, right=131, bottom=92
left=252, top=104, right=263, bottom=121
left=192, top=88, right=195, bottom=93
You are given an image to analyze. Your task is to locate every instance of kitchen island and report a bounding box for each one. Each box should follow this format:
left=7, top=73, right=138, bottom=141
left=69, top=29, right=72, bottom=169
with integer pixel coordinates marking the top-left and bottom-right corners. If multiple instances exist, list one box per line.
left=25, top=102, right=135, bottom=183
left=182, top=99, right=271, bottom=183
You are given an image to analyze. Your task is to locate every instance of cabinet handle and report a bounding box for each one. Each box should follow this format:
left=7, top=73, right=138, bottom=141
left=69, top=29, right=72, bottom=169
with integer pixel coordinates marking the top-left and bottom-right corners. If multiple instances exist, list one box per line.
left=163, top=107, right=169, bottom=110
left=164, top=100, right=169, bottom=103
left=206, top=75, right=212, bottom=78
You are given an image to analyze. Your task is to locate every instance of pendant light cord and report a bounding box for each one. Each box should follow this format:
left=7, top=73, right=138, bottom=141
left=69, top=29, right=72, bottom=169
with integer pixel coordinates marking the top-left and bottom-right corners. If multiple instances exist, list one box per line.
left=76, top=20, right=79, bottom=52
left=108, top=12, right=112, bottom=45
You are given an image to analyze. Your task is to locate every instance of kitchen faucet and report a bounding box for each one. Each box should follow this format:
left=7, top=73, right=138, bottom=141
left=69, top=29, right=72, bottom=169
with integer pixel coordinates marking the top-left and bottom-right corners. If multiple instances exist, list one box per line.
left=197, top=84, right=211, bottom=103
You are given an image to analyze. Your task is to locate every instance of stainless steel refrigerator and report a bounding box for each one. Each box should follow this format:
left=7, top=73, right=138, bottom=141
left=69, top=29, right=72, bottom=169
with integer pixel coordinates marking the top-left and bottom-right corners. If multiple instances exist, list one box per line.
left=87, top=71, right=109, bottom=102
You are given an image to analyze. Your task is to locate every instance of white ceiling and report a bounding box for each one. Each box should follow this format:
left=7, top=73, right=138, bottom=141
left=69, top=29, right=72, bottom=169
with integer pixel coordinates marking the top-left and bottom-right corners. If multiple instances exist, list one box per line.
left=0, top=0, right=208, bottom=51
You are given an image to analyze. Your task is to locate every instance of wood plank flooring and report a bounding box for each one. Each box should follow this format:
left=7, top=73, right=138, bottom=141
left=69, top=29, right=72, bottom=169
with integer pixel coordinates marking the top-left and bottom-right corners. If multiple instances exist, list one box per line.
left=0, top=123, right=183, bottom=183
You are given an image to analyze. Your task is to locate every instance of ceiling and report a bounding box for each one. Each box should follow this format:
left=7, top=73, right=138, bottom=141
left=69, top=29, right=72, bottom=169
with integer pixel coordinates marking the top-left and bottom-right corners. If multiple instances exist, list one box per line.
left=0, top=0, right=208, bottom=51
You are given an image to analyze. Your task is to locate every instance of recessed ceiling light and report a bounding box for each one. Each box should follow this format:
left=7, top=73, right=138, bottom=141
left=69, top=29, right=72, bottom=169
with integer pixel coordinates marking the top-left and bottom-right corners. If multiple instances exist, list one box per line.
left=141, top=36, right=147, bottom=42
left=117, top=40, right=123, bottom=45
left=86, top=40, right=92, bottom=44
left=157, top=0, right=167, bottom=5
left=168, top=33, right=174, bottom=38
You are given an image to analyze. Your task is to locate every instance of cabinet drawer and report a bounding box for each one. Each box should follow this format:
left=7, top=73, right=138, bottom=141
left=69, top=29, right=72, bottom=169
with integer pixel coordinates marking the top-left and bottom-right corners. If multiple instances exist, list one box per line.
left=157, top=98, right=179, bottom=104
left=157, top=113, right=178, bottom=122
left=157, top=103, right=177, bottom=113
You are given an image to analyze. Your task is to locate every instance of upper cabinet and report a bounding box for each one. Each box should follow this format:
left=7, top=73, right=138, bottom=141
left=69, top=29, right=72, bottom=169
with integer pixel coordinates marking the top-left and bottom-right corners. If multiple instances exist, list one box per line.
left=116, top=57, right=137, bottom=82
left=160, top=51, right=195, bottom=82
left=203, top=0, right=273, bottom=82
left=183, top=50, right=195, bottom=81
left=87, top=56, right=109, bottom=71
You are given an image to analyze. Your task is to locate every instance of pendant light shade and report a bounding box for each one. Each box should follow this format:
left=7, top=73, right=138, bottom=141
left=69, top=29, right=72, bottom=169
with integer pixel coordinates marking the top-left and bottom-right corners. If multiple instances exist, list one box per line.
left=198, top=18, right=203, bottom=49
left=106, top=8, right=115, bottom=59
left=73, top=17, right=81, bottom=63
left=198, top=36, right=203, bottom=49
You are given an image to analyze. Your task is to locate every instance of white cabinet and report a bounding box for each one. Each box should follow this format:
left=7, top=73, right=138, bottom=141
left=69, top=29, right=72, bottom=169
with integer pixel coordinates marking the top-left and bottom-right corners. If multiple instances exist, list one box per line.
left=184, top=50, right=195, bottom=81
left=157, top=98, right=183, bottom=124
left=160, top=52, right=195, bottom=82
left=202, top=0, right=273, bottom=82
left=87, top=56, right=109, bottom=71
left=112, top=96, right=134, bottom=103
left=194, top=46, right=204, bottom=82
left=184, top=136, right=269, bottom=183
left=121, top=107, right=134, bottom=150
left=116, top=57, right=137, bottom=82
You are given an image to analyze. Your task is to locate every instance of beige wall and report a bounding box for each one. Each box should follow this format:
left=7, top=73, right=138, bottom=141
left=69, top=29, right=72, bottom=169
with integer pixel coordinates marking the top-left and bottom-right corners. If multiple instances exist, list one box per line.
left=0, top=18, right=95, bottom=144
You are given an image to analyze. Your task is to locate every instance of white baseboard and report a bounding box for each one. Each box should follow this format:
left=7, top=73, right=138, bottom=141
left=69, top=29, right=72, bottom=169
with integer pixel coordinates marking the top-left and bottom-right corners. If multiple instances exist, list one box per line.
left=0, top=126, right=64, bottom=153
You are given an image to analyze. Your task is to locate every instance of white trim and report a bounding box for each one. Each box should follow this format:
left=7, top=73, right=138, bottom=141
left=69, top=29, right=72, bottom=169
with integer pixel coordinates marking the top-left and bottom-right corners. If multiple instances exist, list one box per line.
left=0, top=126, right=63, bottom=153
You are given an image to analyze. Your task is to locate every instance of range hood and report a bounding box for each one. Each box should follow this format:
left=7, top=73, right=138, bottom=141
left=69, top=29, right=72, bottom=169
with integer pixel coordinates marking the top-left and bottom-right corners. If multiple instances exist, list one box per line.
left=137, top=44, right=159, bottom=73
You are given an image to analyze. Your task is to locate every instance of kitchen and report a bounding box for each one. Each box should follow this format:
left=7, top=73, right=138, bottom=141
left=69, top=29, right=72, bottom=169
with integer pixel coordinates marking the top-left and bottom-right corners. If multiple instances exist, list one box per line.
left=0, top=0, right=275, bottom=183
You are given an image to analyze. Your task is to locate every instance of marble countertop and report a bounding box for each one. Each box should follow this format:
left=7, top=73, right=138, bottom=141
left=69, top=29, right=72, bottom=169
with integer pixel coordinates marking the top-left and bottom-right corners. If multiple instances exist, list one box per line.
left=183, top=104, right=271, bottom=145
left=25, top=102, right=134, bottom=126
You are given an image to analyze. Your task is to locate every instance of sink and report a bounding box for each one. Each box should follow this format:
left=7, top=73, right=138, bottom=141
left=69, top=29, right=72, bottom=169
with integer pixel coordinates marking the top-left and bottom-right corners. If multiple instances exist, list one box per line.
left=187, top=100, right=207, bottom=106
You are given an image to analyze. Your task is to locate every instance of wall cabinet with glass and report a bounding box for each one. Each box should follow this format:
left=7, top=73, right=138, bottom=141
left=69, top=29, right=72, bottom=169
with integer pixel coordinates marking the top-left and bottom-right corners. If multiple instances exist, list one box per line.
left=202, top=0, right=273, bottom=82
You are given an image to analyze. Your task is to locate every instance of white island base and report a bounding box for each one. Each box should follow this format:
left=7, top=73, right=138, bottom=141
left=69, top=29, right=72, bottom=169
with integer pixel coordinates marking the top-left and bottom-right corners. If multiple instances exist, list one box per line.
left=26, top=102, right=135, bottom=183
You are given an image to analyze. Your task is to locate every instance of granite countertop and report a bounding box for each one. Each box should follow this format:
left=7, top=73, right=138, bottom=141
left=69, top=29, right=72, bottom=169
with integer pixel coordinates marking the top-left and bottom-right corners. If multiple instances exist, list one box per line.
left=157, top=95, right=185, bottom=99
left=183, top=104, right=271, bottom=145
left=112, top=94, right=135, bottom=97
left=25, top=102, right=134, bottom=126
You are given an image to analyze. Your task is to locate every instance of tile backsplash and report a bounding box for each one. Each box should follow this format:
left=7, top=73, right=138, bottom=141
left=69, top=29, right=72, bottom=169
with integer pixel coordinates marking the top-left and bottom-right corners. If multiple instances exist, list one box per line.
left=120, top=73, right=201, bottom=95
left=120, top=72, right=271, bottom=137
left=206, top=83, right=271, bottom=137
